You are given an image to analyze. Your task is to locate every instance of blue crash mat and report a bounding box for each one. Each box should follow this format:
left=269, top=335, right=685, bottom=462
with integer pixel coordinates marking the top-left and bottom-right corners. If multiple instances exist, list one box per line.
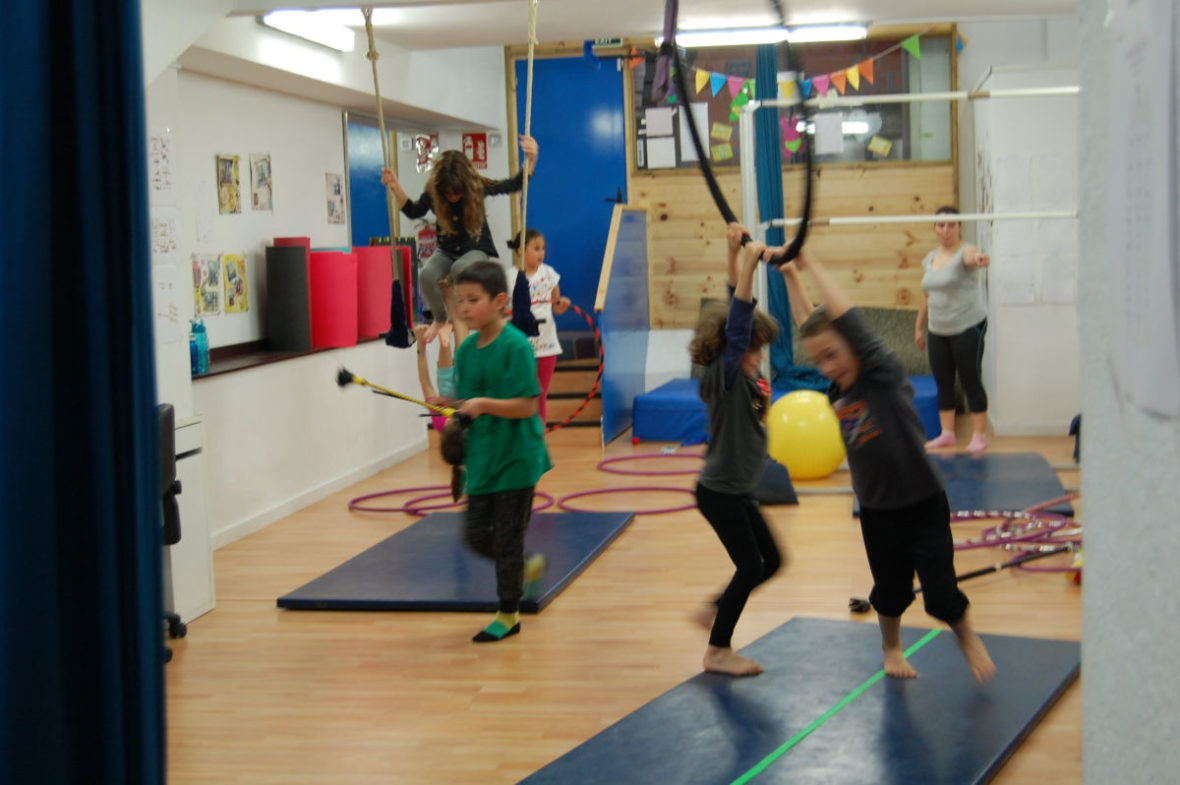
left=277, top=511, right=633, bottom=613
left=520, top=617, right=1079, bottom=785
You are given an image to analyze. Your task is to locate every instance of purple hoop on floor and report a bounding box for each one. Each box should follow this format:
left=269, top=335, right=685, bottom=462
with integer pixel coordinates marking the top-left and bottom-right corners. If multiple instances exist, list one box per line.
left=402, top=490, right=556, bottom=517
left=348, top=485, right=451, bottom=513
left=951, top=509, right=1069, bottom=550
left=597, top=453, right=704, bottom=476
left=557, top=486, right=696, bottom=515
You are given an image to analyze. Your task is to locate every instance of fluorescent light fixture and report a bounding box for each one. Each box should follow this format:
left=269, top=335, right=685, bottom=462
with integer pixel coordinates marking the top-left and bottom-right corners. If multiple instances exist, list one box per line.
left=796, top=120, right=871, bottom=135
left=656, top=23, right=866, bottom=48
left=786, top=25, right=867, bottom=43
left=261, top=10, right=357, bottom=52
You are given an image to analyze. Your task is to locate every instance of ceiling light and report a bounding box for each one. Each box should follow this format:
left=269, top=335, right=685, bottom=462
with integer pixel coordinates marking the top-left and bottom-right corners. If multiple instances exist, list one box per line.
left=260, top=11, right=357, bottom=52
left=657, top=24, right=868, bottom=48
left=786, top=25, right=868, bottom=43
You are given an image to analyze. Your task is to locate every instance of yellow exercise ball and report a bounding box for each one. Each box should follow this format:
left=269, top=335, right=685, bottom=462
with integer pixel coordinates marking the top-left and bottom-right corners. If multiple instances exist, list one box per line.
left=767, top=390, right=846, bottom=480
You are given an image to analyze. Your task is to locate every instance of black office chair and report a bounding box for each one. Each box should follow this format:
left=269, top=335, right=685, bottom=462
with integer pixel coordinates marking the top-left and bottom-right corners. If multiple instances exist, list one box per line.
left=159, top=404, right=187, bottom=661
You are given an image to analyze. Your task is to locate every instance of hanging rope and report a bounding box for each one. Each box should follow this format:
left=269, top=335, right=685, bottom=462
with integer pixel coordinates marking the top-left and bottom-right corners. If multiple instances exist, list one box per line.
left=660, top=0, right=813, bottom=266
left=517, top=0, right=539, bottom=269
left=362, top=8, right=400, bottom=280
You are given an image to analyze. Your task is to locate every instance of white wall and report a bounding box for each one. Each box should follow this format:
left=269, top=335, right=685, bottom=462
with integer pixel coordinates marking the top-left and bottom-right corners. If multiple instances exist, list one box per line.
left=645, top=329, right=693, bottom=391
left=1079, top=1, right=1180, bottom=781
left=140, top=0, right=233, bottom=86
left=975, top=63, right=1080, bottom=435
left=178, top=70, right=350, bottom=348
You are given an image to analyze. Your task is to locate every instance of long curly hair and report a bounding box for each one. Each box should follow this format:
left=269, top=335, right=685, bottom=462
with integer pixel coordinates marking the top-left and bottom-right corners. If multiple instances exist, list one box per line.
left=689, top=302, right=780, bottom=367
left=426, top=150, right=499, bottom=237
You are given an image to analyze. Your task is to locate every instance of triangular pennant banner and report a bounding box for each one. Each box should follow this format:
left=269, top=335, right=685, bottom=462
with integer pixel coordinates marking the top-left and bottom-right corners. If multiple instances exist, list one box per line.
left=727, top=75, right=747, bottom=100
left=695, top=68, right=711, bottom=94
left=813, top=74, right=831, bottom=96
left=956, top=33, right=968, bottom=53
left=846, top=65, right=860, bottom=91
left=710, top=73, right=726, bottom=96
left=747, top=78, right=756, bottom=97
left=901, top=35, right=921, bottom=60
left=800, top=78, right=814, bottom=98
left=778, top=80, right=797, bottom=101
left=830, top=70, right=847, bottom=95
left=858, top=58, right=875, bottom=85
left=780, top=115, right=799, bottom=142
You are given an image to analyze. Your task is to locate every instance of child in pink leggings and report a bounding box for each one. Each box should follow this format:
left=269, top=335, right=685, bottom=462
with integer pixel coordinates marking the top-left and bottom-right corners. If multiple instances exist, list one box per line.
left=507, top=229, right=569, bottom=427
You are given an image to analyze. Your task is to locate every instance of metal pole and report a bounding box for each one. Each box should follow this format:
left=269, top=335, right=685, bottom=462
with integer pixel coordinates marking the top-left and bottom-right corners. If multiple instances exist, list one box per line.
left=769, top=210, right=1077, bottom=228
left=748, top=85, right=1079, bottom=111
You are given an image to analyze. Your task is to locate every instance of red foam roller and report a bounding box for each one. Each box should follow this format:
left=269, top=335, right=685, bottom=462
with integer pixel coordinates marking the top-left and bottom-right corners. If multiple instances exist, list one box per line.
left=355, top=246, right=393, bottom=339
left=309, top=251, right=358, bottom=348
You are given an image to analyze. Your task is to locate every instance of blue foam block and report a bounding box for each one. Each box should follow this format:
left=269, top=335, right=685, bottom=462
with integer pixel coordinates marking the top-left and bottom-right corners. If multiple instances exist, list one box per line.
left=519, top=618, right=1079, bottom=785
left=910, top=374, right=941, bottom=439
left=277, top=511, right=633, bottom=613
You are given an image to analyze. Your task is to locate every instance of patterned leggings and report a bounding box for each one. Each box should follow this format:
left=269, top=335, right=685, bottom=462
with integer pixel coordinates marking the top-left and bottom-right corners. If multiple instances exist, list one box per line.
left=465, top=487, right=535, bottom=613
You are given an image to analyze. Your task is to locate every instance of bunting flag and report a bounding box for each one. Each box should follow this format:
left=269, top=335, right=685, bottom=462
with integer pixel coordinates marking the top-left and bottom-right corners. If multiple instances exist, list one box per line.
left=830, top=70, right=847, bottom=95
left=858, top=58, right=875, bottom=85
left=778, top=80, right=797, bottom=100
left=813, top=74, right=830, bottom=97
left=901, top=35, right=921, bottom=59
left=800, top=78, right=814, bottom=98
left=728, top=90, right=750, bottom=122
left=727, top=75, right=747, bottom=100
left=846, top=64, right=860, bottom=91
left=956, top=33, right=968, bottom=53
left=695, top=68, right=711, bottom=94
left=709, top=72, right=726, bottom=96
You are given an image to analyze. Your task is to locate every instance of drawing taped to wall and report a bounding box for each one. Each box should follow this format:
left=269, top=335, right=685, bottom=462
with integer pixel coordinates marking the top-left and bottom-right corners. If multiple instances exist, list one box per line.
left=192, top=253, right=221, bottom=316
left=251, top=153, right=273, bottom=211
left=216, top=154, right=241, bottom=214
left=326, top=173, right=345, bottom=224
left=222, top=253, right=249, bottom=313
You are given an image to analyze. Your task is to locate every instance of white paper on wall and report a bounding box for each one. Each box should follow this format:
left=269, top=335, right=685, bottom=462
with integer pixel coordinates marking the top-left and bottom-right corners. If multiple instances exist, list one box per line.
left=814, top=112, right=844, bottom=155
left=678, top=103, right=709, bottom=163
left=646, top=137, right=677, bottom=170
left=645, top=107, right=675, bottom=137
left=153, top=264, right=182, bottom=345
left=148, top=128, right=176, bottom=206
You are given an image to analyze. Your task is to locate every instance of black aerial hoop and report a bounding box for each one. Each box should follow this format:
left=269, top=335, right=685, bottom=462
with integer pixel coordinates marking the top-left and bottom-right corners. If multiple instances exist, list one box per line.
left=658, top=0, right=813, bottom=266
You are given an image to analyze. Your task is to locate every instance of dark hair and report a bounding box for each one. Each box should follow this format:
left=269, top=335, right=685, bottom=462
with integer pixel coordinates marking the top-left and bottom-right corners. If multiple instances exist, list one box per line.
left=455, top=260, right=508, bottom=299
left=934, top=205, right=961, bottom=221
left=440, top=418, right=467, bottom=501
left=506, top=228, right=544, bottom=252
left=798, top=304, right=835, bottom=339
left=689, top=302, right=780, bottom=366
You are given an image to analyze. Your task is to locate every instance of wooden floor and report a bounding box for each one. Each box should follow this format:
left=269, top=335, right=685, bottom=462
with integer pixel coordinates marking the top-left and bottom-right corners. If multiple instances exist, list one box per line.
left=166, top=426, right=1082, bottom=784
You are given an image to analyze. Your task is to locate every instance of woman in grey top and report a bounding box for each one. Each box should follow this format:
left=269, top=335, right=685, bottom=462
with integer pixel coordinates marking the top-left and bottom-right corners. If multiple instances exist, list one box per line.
left=914, top=207, right=991, bottom=453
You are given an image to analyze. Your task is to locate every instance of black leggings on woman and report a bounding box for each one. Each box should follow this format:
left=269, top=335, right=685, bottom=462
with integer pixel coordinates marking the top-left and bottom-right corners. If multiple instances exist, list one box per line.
left=695, top=483, right=783, bottom=649
left=927, top=319, right=988, bottom=412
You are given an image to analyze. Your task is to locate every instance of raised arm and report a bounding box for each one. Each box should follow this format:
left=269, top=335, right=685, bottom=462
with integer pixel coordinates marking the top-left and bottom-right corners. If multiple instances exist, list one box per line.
left=724, top=222, right=746, bottom=291
left=794, top=248, right=852, bottom=319
left=779, top=261, right=814, bottom=329
left=412, top=324, right=437, bottom=399
left=962, top=245, right=991, bottom=269
left=380, top=167, right=411, bottom=210
left=440, top=280, right=469, bottom=345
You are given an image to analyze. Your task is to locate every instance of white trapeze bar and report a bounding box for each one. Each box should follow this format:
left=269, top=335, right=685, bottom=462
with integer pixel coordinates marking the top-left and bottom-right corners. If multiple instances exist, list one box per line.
left=769, top=210, right=1077, bottom=228
left=746, top=85, right=1079, bottom=111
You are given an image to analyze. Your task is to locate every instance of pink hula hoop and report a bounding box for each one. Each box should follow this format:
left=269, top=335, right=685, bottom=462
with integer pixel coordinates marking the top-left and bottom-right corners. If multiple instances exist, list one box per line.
left=597, top=453, right=704, bottom=476
left=557, top=486, right=696, bottom=515
left=348, top=485, right=450, bottom=513
left=403, top=490, right=556, bottom=517
left=950, top=509, right=1069, bottom=550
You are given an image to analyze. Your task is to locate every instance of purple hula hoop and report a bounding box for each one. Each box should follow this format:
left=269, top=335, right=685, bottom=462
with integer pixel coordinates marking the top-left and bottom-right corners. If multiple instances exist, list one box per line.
left=348, top=485, right=450, bottom=513
left=950, top=509, right=1068, bottom=550
left=402, top=490, right=556, bottom=517
left=597, top=453, right=704, bottom=476
left=557, top=486, right=696, bottom=515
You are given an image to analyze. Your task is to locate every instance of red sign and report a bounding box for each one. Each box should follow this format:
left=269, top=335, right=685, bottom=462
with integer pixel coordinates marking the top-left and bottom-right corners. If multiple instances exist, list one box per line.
left=462, top=132, right=488, bottom=170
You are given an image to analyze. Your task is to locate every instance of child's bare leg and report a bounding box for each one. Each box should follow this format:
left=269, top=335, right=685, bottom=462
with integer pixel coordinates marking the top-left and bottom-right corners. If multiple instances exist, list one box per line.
left=949, top=611, right=996, bottom=683
left=703, top=645, right=763, bottom=677
left=879, top=613, right=917, bottom=678
left=437, top=322, right=454, bottom=367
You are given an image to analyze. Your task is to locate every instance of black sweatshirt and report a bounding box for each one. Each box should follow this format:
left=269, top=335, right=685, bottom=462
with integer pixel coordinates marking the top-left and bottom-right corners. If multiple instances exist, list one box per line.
left=400, top=170, right=526, bottom=258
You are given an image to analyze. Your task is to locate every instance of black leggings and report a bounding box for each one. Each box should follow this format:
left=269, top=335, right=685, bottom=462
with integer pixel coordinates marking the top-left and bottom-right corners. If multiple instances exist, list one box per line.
left=695, top=483, right=783, bottom=649
left=465, top=488, right=534, bottom=614
left=927, top=319, right=988, bottom=413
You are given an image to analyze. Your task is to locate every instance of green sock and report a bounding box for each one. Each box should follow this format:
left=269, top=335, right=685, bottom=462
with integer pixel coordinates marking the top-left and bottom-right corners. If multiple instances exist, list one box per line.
left=473, top=611, right=520, bottom=643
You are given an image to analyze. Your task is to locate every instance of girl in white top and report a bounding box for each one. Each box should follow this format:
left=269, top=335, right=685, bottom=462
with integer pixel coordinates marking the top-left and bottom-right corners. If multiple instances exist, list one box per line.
left=914, top=206, right=991, bottom=453
left=508, top=229, right=569, bottom=426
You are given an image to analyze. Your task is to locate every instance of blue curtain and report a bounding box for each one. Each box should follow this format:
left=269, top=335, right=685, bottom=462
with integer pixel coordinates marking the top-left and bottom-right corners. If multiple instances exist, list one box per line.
left=754, top=46, right=828, bottom=393
left=1, top=2, right=164, bottom=784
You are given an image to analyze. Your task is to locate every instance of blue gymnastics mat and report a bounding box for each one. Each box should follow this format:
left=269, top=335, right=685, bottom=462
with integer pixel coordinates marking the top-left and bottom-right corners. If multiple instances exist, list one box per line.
left=277, top=511, right=633, bottom=613
left=519, top=618, right=1079, bottom=785
left=854, top=452, right=1075, bottom=517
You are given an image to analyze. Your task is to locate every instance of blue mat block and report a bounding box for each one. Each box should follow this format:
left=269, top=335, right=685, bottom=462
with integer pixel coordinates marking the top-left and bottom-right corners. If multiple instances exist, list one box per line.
left=854, top=452, right=1075, bottom=517
left=519, top=618, right=1079, bottom=785
left=633, top=378, right=788, bottom=445
left=911, top=374, right=941, bottom=439
left=277, top=512, right=633, bottom=613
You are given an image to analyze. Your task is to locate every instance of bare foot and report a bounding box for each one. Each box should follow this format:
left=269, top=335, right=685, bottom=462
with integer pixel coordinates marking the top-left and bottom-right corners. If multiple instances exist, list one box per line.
left=437, top=321, right=454, bottom=348
left=422, top=321, right=441, bottom=344
left=955, top=628, right=996, bottom=683
left=412, top=323, right=429, bottom=344
left=703, top=646, right=763, bottom=677
left=883, top=647, right=918, bottom=679
left=689, top=603, right=716, bottom=630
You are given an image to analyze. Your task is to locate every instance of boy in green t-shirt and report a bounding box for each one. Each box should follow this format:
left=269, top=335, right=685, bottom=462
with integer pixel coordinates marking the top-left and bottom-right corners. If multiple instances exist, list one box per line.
left=453, top=260, right=553, bottom=642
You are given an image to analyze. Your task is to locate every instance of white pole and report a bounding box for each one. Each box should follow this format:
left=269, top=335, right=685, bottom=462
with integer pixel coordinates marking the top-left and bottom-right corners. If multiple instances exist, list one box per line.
left=768, top=210, right=1077, bottom=227
left=748, top=85, right=1079, bottom=111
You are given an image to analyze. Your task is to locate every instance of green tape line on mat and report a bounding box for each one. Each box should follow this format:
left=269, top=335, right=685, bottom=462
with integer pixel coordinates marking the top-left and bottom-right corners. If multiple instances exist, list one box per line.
left=729, top=628, right=942, bottom=785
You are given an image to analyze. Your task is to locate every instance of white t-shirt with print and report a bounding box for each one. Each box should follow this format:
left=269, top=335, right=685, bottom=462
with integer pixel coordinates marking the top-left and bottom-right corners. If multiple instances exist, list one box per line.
left=527, top=264, right=562, bottom=358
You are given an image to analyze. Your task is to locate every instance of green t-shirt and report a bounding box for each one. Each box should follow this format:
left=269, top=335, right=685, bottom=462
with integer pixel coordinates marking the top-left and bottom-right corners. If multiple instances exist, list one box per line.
left=455, top=322, right=553, bottom=495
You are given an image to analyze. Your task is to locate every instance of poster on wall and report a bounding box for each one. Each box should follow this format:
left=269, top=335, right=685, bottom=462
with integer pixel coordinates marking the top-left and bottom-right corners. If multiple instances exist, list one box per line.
left=192, top=253, right=221, bottom=316
left=250, top=153, right=273, bottom=211
left=326, top=173, right=345, bottom=224
left=462, top=132, right=488, bottom=170
left=414, top=133, right=440, bottom=173
left=416, top=222, right=437, bottom=263
left=222, top=253, right=249, bottom=313
left=216, top=154, right=241, bottom=214
left=148, top=129, right=175, bottom=204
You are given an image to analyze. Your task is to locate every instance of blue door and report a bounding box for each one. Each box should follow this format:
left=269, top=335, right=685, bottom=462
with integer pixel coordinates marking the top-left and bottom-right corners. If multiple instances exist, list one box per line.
left=346, top=118, right=392, bottom=248
left=515, top=57, right=627, bottom=331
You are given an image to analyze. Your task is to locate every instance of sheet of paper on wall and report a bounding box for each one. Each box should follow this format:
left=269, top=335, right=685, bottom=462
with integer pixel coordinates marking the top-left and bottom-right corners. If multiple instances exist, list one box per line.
left=192, top=253, right=220, bottom=316
left=813, top=112, right=844, bottom=155
left=1105, top=0, right=1179, bottom=416
left=150, top=207, right=181, bottom=264
left=678, top=103, right=709, bottom=163
left=711, top=143, right=734, bottom=163
left=153, top=265, right=182, bottom=345
left=148, top=129, right=176, bottom=206
left=710, top=122, right=733, bottom=142
left=645, top=137, right=677, bottom=169
left=867, top=135, right=893, bottom=158
left=645, top=106, right=675, bottom=137
left=222, top=253, right=249, bottom=313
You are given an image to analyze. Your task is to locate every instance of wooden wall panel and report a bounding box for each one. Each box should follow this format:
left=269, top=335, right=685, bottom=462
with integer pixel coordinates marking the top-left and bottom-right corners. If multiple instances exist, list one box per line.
left=630, top=164, right=955, bottom=328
